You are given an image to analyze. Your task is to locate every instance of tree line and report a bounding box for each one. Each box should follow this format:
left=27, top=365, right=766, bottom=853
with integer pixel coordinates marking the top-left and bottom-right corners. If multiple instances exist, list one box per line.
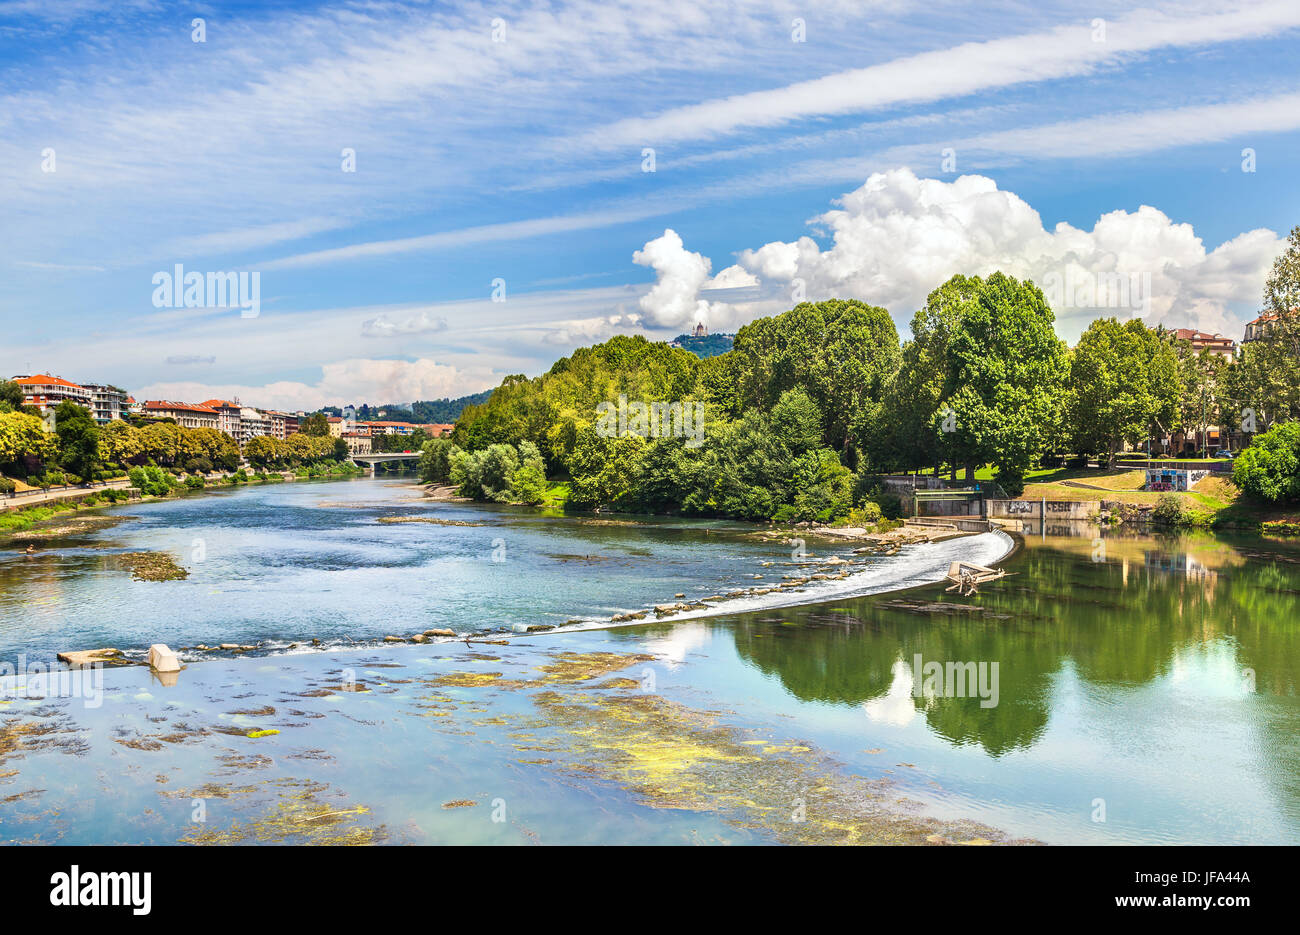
left=427, top=227, right=1300, bottom=515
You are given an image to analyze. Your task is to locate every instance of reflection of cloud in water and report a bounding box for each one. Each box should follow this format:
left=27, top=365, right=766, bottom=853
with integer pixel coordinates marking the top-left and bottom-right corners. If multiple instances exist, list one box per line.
left=641, top=622, right=713, bottom=666
left=860, top=659, right=917, bottom=728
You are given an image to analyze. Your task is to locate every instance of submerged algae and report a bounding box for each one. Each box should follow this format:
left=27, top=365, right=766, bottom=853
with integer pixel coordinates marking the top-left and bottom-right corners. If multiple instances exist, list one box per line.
left=426, top=647, right=1031, bottom=846
left=179, top=778, right=385, bottom=845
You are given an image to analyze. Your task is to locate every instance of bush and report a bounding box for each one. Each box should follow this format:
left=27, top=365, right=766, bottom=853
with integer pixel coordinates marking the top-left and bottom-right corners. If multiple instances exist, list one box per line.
left=0, top=477, right=15, bottom=495
left=846, top=502, right=883, bottom=526
left=185, top=475, right=205, bottom=490
left=1233, top=422, right=1300, bottom=502
left=1152, top=494, right=1187, bottom=526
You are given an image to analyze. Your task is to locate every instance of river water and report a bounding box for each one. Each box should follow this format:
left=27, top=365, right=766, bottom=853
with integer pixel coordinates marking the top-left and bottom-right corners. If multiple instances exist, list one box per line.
left=0, top=478, right=1296, bottom=845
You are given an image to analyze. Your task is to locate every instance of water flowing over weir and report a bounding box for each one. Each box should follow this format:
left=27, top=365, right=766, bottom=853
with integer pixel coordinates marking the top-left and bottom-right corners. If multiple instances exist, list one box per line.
left=561, top=529, right=1017, bottom=634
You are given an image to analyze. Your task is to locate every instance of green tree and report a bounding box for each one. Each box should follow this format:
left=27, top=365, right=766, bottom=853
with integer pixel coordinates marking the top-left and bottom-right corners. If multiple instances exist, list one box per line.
left=0, top=380, right=25, bottom=412
left=508, top=441, right=549, bottom=504
left=0, top=410, right=56, bottom=474
left=54, top=401, right=100, bottom=479
left=1232, top=421, right=1300, bottom=502
left=301, top=412, right=331, bottom=436
left=1066, top=318, right=1178, bottom=466
left=914, top=273, right=1067, bottom=490
left=418, top=437, right=460, bottom=484
left=728, top=299, right=900, bottom=460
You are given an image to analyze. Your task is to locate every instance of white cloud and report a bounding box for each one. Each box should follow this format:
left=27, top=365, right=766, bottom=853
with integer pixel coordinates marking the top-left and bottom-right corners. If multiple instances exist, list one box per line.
left=135, top=357, right=495, bottom=411
left=731, top=169, right=1282, bottom=339
left=360, top=310, right=449, bottom=338
left=576, top=1, right=1300, bottom=150
left=704, top=265, right=759, bottom=289
left=537, top=312, right=645, bottom=346
left=633, top=228, right=750, bottom=330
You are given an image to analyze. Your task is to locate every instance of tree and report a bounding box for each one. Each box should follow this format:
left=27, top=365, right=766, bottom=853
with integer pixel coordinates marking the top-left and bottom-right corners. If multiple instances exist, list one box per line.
left=508, top=441, right=549, bottom=504
left=1066, top=318, right=1178, bottom=466
left=301, top=412, right=331, bottom=436
left=1229, top=226, right=1300, bottom=432
left=1232, top=421, right=1300, bottom=502
left=54, top=401, right=100, bottom=479
left=1171, top=341, right=1226, bottom=457
left=728, top=299, right=901, bottom=461
left=243, top=435, right=280, bottom=468
left=418, top=438, right=460, bottom=484
left=0, top=380, right=24, bottom=412
left=913, top=273, right=1067, bottom=490
left=0, top=410, right=56, bottom=474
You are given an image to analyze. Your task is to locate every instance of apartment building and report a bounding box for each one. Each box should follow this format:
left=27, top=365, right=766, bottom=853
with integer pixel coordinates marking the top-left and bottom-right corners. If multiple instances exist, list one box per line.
left=11, top=374, right=94, bottom=412
left=341, top=431, right=372, bottom=455
left=142, top=400, right=220, bottom=430
left=81, top=384, right=130, bottom=424
left=1172, top=328, right=1237, bottom=360
left=240, top=407, right=272, bottom=439
left=1243, top=312, right=1286, bottom=343
left=199, top=399, right=243, bottom=439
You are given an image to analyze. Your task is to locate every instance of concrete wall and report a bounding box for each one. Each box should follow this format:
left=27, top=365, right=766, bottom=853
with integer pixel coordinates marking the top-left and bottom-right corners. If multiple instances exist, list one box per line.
left=985, top=498, right=1099, bottom=520
left=916, top=498, right=983, bottom=516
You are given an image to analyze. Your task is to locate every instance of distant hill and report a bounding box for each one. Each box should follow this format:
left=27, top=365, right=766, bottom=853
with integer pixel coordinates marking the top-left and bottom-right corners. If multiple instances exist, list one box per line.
left=670, top=332, right=734, bottom=358
left=318, top=390, right=494, bottom=424
left=408, top=391, right=493, bottom=423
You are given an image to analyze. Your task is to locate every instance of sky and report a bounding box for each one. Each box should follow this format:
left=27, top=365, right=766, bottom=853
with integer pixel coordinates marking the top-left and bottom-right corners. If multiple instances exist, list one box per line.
left=2, top=0, right=1298, bottom=411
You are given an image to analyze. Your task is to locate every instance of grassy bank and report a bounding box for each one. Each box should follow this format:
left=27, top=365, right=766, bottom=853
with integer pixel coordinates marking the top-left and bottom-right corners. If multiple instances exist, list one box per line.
left=1004, top=466, right=1299, bottom=532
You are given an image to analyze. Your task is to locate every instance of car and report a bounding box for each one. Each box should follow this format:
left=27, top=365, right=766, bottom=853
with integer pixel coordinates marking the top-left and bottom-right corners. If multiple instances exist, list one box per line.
left=1213, top=449, right=1234, bottom=459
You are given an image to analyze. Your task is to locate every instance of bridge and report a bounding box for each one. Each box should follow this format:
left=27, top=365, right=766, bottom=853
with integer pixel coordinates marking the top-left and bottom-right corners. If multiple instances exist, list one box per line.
left=350, top=451, right=421, bottom=472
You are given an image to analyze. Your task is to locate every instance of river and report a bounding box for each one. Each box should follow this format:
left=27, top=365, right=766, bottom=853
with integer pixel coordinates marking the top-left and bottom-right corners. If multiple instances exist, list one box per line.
left=0, top=477, right=1296, bottom=845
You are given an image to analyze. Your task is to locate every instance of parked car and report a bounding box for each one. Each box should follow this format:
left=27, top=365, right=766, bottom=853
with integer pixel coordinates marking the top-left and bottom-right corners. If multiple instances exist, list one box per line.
left=1213, top=449, right=1234, bottom=459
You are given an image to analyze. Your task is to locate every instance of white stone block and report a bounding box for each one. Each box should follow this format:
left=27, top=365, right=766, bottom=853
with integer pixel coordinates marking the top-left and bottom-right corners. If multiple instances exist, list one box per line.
left=147, top=643, right=181, bottom=672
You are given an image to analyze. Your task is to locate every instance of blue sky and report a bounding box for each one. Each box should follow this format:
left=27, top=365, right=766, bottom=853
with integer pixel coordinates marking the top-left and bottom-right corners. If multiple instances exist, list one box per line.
left=2, top=0, right=1299, bottom=410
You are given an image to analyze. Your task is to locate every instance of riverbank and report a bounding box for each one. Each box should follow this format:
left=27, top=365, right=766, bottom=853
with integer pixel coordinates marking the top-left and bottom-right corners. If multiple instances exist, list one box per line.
left=0, top=465, right=365, bottom=536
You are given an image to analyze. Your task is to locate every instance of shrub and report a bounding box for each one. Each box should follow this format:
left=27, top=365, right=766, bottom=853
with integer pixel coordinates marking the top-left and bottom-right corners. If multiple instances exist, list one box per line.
left=1152, top=494, right=1187, bottom=526
left=847, top=502, right=883, bottom=526
left=1233, top=422, right=1300, bottom=503
left=185, top=475, right=205, bottom=490
left=0, top=477, right=15, bottom=495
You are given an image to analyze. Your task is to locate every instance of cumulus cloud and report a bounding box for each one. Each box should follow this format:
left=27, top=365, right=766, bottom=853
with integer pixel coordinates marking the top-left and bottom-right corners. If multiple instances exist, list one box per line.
left=539, top=311, right=643, bottom=346
left=135, top=357, right=494, bottom=411
left=632, top=229, right=762, bottom=331
left=360, top=309, right=449, bottom=338
left=730, top=168, right=1281, bottom=339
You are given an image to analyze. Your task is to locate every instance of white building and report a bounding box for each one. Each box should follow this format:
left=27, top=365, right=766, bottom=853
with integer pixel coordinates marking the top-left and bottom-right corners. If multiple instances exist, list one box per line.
left=81, top=384, right=129, bottom=424
left=240, top=407, right=272, bottom=439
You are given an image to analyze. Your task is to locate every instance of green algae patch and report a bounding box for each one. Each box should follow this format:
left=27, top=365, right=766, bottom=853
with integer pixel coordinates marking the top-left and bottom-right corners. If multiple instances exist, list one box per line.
left=534, top=652, right=656, bottom=684
left=429, top=671, right=529, bottom=690
left=114, top=551, right=189, bottom=582
left=179, top=779, right=385, bottom=845
left=592, top=677, right=642, bottom=690
left=521, top=690, right=1030, bottom=846
left=246, top=729, right=280, bottom=738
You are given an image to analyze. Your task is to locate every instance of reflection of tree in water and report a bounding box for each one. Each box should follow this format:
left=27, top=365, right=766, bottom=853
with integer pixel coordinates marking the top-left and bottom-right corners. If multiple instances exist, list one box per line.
left=729, top=537, right=1300, bottom=758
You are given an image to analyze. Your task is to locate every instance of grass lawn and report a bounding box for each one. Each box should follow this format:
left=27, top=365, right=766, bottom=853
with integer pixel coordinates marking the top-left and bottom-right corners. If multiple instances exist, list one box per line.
left=538, top=480, right=571, bottom=511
